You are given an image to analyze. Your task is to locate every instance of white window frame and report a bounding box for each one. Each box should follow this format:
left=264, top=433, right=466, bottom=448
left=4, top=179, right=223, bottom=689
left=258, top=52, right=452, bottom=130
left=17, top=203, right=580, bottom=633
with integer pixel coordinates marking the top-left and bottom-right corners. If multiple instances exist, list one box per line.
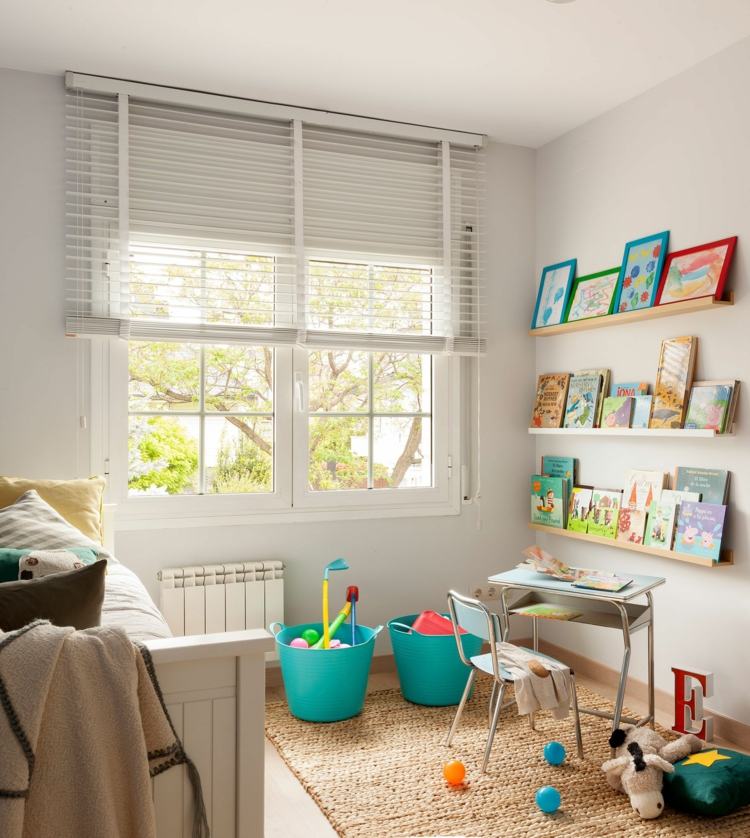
left=90, top=341, right=462, bottom=530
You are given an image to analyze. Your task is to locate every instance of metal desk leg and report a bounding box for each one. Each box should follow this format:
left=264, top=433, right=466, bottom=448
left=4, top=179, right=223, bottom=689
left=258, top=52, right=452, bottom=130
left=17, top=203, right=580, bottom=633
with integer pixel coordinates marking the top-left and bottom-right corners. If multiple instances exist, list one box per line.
left=647, top=590, right=655, bottom=729
left=612, top=602, right=632, bottom=734
left=532, top=616, right=539, bottom=652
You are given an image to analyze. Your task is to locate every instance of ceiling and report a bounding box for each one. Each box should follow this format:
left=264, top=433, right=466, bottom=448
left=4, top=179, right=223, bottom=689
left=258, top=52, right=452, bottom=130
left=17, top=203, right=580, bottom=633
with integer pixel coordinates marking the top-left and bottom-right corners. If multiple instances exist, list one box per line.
left=2, top=0, right=750, bottom=146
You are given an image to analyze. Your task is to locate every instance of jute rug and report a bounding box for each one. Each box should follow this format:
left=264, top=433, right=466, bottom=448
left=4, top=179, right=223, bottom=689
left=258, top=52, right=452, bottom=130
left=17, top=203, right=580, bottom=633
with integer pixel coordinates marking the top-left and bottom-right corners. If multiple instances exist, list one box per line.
left=265, top=681, right=750, bottom=837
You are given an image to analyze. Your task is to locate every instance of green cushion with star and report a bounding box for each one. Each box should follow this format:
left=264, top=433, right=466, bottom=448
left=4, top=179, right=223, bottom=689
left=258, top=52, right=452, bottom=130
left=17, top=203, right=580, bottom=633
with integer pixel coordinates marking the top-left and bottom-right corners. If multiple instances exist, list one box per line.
left=663, top=748, right=750, bottom=817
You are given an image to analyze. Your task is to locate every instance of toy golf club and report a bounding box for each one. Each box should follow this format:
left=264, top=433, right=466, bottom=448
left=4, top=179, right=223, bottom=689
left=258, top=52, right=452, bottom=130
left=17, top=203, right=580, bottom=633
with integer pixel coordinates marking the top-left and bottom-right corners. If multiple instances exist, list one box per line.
left=347, top=585, right=359, bottom=646
left=321, top=558, right=349, bottom=648
left=312, top=600, right=352, bottom=649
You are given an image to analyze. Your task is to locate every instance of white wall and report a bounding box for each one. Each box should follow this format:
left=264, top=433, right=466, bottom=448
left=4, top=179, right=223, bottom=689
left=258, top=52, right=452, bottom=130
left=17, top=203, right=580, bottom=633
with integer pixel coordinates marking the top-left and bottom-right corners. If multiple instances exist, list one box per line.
left=0, top=67, right=536, bottom=648
left=535, top=37, right=750, bottom=723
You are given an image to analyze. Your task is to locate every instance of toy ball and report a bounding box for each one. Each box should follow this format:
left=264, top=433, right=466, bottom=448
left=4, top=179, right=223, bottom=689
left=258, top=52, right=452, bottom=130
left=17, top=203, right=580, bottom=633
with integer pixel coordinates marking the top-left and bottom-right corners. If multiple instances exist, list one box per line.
left=443, top=760, right=466, bottom=786
left=336, top=643, right=351, bottom=648
left=301, top=628, right=320, bottom=646
left=329, top=639, right=341, bottom=648
left=543, top=741, right=566, bottom=766
left=535, top=786, right=561, bottom=814
left=289, top=637, right=309, bottom=649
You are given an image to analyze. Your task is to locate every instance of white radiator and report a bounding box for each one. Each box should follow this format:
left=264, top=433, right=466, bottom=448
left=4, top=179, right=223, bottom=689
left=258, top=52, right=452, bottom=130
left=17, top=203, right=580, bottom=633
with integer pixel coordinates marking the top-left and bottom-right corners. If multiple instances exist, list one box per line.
left=157, top=561, right=284, bottom=637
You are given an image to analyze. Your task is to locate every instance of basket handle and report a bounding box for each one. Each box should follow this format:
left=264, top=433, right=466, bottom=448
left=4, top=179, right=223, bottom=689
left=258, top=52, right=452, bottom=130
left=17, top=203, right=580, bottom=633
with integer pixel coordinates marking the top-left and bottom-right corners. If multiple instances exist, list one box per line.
left=372, top=624, right=384, bottom=637
left=269, top=621, right=286, bottom=637
left=388, top=621, right=414, bottom=635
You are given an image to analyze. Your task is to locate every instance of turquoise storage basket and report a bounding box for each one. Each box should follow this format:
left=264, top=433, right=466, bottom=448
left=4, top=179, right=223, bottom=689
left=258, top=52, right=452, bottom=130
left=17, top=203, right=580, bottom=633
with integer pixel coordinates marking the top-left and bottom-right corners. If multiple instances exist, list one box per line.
left=270, top=621, right=382, bottom=722
left=388, top=613, right=482, bottom=706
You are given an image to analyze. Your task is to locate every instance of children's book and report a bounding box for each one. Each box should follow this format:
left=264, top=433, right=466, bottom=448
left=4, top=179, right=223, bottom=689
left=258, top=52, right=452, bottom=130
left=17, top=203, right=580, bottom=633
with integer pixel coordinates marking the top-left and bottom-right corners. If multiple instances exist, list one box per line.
left=572, top=574, right=632, bottom=592
left=644, top=499, right=678, bottom=550
left=575, top=367, right=610, bottom=426
left=530, top=475, right=566, bottom=528
left=610, top=381, right=649, bottom=397
left=685, top=382, right=734, bottom=433
left=567, top=487, right=593, bottom=533
left=674, top=501, right=727, bottom=563
left=660, top=488, right=701, bottom=507
left=564, top=375, right=602, bottom=429
left=541, top=455, right=576, bottom=499
left=631, top=395, right=653, bottom=429
left=587, top=489, right=622, bottom=539
left=510, top=602, right=582, bottom=621
left=649, top=336, right=697, bottom=429
left=616, top=508, right=648, bottom=544
left=519, top=545, right=577, bottom=581
left=624, top=469, right=666, bottom=510
left=673, top=467, right=730, bottom=505
left=531, top=374, right=571, bottom=428
left=601, top=396, right=633, bottom=428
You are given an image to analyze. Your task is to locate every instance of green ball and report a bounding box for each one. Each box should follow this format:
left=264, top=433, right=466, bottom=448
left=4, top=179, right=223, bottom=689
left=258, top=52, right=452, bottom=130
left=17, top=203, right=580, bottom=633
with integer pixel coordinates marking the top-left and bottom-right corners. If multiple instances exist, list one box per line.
left=301, top=628, right=320, bottom=646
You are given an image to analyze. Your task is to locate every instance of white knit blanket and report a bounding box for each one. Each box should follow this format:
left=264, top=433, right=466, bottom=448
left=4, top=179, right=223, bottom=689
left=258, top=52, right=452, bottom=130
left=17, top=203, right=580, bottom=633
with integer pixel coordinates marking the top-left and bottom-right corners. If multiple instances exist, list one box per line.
left=496, top=642, right=571, bottom=720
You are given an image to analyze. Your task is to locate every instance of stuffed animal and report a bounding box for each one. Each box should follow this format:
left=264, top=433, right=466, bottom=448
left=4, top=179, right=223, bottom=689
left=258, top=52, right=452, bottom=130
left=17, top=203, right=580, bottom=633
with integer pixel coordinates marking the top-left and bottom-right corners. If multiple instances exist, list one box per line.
left=601, top=725, right=702, bottom=819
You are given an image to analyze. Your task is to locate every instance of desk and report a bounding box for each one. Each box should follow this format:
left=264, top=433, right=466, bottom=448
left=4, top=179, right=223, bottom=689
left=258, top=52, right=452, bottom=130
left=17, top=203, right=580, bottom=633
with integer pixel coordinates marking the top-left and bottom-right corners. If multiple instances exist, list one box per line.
left=487, top=567, right=665, bottom=733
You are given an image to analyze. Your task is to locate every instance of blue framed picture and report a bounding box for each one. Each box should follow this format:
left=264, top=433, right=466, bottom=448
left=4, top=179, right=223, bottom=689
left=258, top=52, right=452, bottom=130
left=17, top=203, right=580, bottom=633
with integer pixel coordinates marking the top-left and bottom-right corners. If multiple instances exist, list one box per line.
left=531, top=259, right=577, bottom=329
left=613, top=231, right=669, bottom=314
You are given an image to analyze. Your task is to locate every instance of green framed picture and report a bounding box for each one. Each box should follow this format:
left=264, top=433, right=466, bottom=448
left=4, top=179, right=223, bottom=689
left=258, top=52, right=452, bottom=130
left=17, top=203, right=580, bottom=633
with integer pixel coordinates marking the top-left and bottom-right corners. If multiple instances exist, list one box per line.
left=564, top=267, right=620, bottom=323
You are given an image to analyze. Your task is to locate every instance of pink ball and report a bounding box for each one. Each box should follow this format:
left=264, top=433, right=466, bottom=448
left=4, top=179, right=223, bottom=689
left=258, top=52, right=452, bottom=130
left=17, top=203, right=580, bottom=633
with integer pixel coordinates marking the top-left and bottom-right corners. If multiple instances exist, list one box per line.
left=336, top=643, right=351, bottom=649
left=289, top=637, right=309, bottom=648
left=329, top=639, right=341, bottom=648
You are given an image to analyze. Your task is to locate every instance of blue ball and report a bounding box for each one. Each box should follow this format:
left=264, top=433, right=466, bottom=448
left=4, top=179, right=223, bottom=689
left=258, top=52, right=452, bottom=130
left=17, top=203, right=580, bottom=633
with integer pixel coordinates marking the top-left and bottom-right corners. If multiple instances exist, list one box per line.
left=543, top=741, right=566, bottom=766
left=535, top=786, right=561, bottom=814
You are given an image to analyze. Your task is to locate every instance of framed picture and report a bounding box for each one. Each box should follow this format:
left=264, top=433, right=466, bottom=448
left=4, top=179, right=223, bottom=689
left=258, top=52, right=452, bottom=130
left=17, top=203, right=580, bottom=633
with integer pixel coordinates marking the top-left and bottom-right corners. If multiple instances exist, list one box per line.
left=564, top=267, right=620, bottom=323
left=655, top=236, right=737, bottom=306
left=531, top=258, right=576, bottom=329
left=613, top=231, right=669, bottom=314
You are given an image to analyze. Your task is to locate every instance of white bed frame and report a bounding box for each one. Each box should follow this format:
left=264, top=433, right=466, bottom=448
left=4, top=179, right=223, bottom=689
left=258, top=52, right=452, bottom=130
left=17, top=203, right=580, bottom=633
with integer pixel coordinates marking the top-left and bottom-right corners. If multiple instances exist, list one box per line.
left=103, top=508, right=273, bottom=838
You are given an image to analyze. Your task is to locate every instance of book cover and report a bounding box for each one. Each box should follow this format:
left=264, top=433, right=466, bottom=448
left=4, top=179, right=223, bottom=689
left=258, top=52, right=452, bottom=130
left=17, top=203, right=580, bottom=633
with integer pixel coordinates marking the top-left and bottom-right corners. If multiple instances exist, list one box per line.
left=685, top=384, right=732, bottom=433
left=660, top=488, right=701, bottom=506
left=531, top=373, right=571, bottom=428
left=572, top=574, right=632, bottom=592
left=624, top=469, right=666, bottom=510
left=631, top=395, right=653, bottom=429
left=649, top=336, right=697, bottom=429
left=542, top=455, right=575, bottom=499
left=674, top=467, right=730, bottom=505
left=567, top=487, right=593, bottom=533
left=563, top=375, right=601, bottom=429
left=576, top=367, right=610, bottom=426
left=510, top=603, right=582, bottom=621
left=587, top=489, right=622, bottom=539
left=644, top=499, right=678, bottom=550
left=601, top=396, right=634, bottom=428
left=616, top=508, right=648, bottom=544
left=610, top=381, right=649, bottom=397
left=530, top=475, right=566, bottom=528
left=674, top=501, right=727, bottom=562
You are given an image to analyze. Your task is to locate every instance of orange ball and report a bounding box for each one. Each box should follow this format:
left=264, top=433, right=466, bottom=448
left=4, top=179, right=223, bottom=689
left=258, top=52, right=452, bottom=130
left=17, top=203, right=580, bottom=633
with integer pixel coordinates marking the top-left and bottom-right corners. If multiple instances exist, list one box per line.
left=443, top=759, right=466, bottom=786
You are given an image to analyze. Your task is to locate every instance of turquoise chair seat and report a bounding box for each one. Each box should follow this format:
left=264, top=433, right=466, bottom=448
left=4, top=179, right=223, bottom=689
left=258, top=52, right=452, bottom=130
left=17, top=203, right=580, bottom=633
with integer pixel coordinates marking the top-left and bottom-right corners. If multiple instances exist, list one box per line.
left=470, top=647, right=563, bottom=680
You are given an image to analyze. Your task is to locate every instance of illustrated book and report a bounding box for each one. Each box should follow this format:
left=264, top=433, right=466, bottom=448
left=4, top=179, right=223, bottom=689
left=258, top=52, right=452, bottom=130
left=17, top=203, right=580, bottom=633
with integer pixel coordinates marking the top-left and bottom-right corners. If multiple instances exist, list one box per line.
left=587, top=489, right=622, bottom=539
left=531, top=373, right=571, bottom=428
left=674, top=501, right=727, bottom=563
left=530, top=475, right=567, bottom=528
left=649, top=336, right=697, bottom=429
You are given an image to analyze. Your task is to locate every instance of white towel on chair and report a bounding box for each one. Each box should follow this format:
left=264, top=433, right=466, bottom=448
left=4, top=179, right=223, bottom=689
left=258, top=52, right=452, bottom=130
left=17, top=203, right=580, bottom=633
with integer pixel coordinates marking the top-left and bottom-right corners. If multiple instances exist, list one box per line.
left=495, top=642, right=571, bottom=720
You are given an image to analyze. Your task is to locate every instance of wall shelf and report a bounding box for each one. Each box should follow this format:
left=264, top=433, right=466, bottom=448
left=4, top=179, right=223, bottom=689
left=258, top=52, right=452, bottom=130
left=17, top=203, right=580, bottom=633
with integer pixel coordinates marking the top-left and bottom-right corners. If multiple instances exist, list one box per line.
left=528, top=427, right=726, bottom=438
left=529, top=293, right=734, bottom=338
left=528, top=523, right=733, bottom=569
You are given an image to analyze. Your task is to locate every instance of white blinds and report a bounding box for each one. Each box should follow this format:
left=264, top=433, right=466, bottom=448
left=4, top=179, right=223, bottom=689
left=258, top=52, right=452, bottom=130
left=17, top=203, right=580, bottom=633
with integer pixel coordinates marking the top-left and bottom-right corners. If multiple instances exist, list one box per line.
left=65, top=75, right=485, bottom=354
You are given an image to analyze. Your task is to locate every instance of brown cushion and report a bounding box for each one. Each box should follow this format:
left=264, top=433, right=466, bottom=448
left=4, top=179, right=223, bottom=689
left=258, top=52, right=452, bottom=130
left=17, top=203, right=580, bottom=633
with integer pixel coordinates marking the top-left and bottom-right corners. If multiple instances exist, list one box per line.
left=0, top=560, right=107, bottom=631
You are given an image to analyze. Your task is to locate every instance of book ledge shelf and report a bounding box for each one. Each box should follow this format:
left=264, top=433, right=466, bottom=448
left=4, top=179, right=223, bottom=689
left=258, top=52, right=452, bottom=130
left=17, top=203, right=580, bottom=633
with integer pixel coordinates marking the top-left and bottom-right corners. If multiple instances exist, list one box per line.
left=529, top=293, right=734, bottom=338
left=528, top=522, right=733, bottom=569
left=528, top=427, right=731, bottom=438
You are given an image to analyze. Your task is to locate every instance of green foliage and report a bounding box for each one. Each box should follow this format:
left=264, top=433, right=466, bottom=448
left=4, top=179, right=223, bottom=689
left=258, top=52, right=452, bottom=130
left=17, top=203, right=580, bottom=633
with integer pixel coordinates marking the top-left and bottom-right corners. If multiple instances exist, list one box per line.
left=128, top=416, right=198, bottom=495
left=209, top=426, right=272, bottom=494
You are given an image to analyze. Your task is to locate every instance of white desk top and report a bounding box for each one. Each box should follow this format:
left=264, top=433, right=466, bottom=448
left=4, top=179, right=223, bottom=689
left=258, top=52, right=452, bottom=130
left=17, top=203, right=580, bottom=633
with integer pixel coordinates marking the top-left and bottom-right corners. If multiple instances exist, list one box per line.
left=487, top=567, right=665, bottom=603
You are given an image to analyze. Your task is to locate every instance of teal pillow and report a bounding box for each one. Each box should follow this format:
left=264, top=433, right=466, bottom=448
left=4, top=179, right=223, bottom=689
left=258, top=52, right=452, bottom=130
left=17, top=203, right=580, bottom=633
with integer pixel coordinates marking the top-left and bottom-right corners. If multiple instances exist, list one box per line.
left=0, top=547, right=98, bottom=582
left=663, top=748, right=750, bottom=817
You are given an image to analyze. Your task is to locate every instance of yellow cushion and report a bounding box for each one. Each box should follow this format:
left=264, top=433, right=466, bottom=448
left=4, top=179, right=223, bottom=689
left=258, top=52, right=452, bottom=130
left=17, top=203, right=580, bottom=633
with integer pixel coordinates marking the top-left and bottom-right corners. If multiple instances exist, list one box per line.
left=0, top=477, right=106, bottom=543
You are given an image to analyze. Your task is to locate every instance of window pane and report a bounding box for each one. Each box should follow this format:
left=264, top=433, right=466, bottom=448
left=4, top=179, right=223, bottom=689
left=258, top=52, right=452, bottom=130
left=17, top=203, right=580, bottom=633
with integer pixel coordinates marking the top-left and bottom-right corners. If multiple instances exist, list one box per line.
left=373, top=353, right=431, bottom=413
left=129, top=245, right=202, bottom=322
left=308, top=417, right=368, bottom=491
left=308, top=350, right=368, bottom=413
left=128, top=415, right=199, bottom=495
left=204, top=252, right=275, bottom=326
left=204, top=416, right=273, bottom=494
left=308, top=261, right=369, bottom=331
left=372, top=265, right=432, bottom=333
left=128, top=342, right=200, bottom=411
left=204, top=345, right=273, bottom=412
left=373, top=417, right=432, bottom=489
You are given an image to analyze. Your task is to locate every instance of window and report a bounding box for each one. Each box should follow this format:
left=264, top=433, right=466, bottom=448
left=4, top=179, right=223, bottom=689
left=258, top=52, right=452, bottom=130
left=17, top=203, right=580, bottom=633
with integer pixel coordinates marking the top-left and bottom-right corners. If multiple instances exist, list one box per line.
left=127, top=342, right=274, bottom=496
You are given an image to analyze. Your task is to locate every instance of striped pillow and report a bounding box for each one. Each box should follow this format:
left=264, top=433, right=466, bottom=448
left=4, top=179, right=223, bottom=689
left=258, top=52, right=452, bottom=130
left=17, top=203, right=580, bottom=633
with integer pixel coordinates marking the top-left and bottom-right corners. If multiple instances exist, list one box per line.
left=0, top=490, right=108, bottom=555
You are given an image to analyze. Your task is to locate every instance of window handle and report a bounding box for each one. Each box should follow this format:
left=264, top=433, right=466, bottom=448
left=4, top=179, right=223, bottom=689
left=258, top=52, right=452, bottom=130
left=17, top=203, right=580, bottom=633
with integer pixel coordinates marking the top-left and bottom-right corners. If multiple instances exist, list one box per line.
left=294, top=373, right=306, bottom=412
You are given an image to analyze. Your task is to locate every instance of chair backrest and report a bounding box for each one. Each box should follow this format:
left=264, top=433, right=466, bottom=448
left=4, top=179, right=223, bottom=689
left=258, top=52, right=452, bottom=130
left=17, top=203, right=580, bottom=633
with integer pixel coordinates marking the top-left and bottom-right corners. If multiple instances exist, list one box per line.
left=447, top=590, right=503, bottom=679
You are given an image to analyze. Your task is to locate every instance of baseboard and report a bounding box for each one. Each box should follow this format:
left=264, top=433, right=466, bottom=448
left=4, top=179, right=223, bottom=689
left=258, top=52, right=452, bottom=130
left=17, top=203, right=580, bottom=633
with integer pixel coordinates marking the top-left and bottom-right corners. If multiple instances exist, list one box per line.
left=517, top=637, right=750, bottom=752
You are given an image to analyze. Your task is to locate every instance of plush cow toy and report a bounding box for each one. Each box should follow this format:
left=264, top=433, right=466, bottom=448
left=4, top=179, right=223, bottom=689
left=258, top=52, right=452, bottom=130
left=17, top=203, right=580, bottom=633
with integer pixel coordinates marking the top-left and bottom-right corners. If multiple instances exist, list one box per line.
left=601, top=725, right=702, bottom=819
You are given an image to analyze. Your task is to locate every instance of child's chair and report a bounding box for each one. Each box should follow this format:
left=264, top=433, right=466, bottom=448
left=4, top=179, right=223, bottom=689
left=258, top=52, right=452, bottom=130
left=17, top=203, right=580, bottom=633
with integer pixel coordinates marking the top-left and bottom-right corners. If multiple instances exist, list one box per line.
left=445, top=589, right=584, bottom=773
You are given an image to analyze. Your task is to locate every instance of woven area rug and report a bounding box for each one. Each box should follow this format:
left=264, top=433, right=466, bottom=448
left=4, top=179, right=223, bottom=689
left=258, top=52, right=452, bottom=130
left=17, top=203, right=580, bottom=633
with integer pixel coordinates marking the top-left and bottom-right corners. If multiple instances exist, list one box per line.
left=265, top=681, right=750, bottom=837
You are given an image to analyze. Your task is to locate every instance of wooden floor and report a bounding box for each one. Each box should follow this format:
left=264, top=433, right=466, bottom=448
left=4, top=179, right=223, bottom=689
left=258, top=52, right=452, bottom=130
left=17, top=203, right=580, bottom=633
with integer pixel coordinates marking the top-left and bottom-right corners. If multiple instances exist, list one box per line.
left=264, top=668, right=742, bottom=838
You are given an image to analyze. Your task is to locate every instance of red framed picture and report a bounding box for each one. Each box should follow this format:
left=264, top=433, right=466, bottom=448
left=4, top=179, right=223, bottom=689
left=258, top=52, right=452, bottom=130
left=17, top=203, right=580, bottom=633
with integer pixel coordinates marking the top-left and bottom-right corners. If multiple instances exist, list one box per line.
left=655, top=236, right=737, bottom=306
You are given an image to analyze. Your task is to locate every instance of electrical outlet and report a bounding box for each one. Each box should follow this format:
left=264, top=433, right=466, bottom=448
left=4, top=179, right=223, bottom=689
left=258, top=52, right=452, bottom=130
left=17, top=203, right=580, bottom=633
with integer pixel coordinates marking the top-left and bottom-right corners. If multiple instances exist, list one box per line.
left=474, top=585, right=499, bottom=601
